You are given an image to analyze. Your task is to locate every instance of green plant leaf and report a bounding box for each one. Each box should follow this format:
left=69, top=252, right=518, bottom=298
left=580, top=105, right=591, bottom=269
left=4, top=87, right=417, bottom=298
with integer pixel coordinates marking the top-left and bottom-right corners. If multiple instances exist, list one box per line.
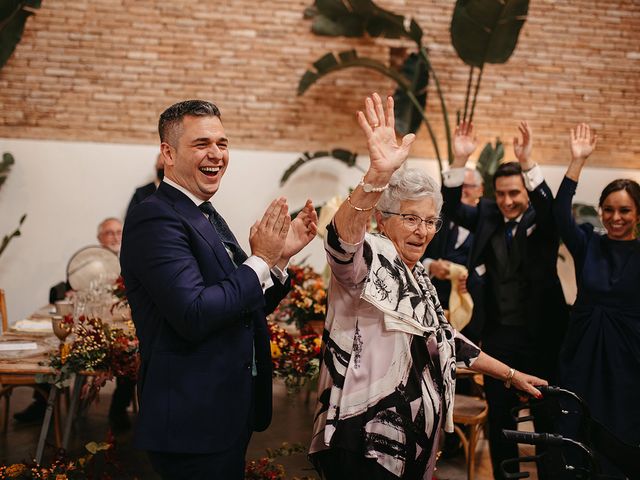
left=572, top=202, right=604, bottom=231
left=280, top=148, right=359, bottom=186
left=0, top=0, right=42, bottom=70
left=304, top=0, right=422, bottom=43
left=298, top=50, right=410, bottom=96
left=392, top=52, right=429, bottom=135
left=450, top=0, right=529, bottom=68
left=476, top=138, right=503, bottom=198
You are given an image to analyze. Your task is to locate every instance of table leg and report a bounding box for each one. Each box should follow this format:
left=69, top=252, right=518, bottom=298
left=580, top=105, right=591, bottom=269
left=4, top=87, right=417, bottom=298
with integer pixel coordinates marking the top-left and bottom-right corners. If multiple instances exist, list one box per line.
left=35, top=385, right=59, bottom=464
left=62, top=374, right=83, bottom=449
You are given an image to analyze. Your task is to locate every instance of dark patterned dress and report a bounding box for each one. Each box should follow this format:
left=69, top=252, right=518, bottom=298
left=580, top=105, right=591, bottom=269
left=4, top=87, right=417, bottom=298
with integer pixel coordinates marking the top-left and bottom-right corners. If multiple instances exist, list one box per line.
left=309, top=223, right=480, bottom=479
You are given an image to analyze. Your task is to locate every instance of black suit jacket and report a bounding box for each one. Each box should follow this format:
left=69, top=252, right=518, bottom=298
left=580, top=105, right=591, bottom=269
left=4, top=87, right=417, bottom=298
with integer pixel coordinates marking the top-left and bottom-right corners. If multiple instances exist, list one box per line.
left=442, top=180, right=568, bottom=355
left=422, top=214, right=484, bottom=343
left=120, top=182, right=289, bottom=453
left=126, top=182, right=157, bottom=219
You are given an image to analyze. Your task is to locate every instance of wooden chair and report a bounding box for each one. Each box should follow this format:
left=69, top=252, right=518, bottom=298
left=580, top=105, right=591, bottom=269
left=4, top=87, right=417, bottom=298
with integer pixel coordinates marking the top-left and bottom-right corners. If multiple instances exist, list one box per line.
left=0, top=289, right=7, bottom=334
left=0, top=290, right=61, bottom=443
left=452, top=372, right=489, bottom=480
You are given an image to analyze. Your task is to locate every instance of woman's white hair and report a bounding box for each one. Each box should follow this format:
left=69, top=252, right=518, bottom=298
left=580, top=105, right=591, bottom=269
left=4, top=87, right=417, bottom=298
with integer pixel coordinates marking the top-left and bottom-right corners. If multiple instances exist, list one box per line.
left=377, top=168, right=443, bottom=215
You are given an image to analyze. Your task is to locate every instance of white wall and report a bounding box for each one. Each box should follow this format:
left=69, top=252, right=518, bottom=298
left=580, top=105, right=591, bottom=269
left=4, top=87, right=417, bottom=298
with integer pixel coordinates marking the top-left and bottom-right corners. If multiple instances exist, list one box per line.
left=1, top=137, right=639, bottom=324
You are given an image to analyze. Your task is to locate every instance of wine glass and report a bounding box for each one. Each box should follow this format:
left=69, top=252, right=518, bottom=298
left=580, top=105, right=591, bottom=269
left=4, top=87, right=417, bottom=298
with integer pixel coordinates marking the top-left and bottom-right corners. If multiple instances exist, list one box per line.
left=51, top=315, right=73, bottom=351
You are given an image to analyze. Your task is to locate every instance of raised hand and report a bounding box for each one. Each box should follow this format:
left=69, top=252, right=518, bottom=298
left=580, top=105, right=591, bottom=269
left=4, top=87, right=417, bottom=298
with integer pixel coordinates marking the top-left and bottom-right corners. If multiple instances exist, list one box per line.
left=356, top=93, right=416, bottom=177
left=249, top=197, right=290, bottom=268
left=452, top=121, right=477, bottom=166
left=570, top=123, right=597, bottom=162
left=280, top=199, right=318, bottom=264
left=513, top=121, right=534, bottom=170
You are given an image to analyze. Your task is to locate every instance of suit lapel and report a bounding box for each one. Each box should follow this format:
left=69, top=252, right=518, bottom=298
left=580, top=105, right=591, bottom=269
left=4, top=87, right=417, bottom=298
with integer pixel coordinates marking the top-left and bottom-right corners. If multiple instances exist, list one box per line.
left=157, top=183, right=236, bottom=274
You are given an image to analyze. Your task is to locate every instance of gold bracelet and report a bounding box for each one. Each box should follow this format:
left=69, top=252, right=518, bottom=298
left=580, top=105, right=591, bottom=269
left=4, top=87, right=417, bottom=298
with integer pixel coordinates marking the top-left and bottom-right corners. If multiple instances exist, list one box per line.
left=504, top=367, right=516, bottom=389
left=346, top=194, right=377, bottom=212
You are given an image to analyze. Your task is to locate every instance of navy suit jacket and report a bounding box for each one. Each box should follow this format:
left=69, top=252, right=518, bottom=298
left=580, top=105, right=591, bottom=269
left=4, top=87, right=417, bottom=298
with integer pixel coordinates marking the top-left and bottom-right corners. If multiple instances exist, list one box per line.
left=120, top=182, right=289, bottom=453
left=442, top=180, right=568, bottom=359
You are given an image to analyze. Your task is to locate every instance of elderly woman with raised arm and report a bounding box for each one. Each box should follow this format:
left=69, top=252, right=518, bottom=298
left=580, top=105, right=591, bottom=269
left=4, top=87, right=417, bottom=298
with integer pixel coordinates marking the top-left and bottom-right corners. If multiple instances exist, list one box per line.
left=308, top=93, right=546, bottom=480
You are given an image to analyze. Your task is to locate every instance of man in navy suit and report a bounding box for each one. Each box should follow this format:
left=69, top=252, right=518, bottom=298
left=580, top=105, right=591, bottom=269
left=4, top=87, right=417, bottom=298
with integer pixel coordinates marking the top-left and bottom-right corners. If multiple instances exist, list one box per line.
left=120, top=100, right=318, bottom=479
left=442, top=121, right=568, bottom=480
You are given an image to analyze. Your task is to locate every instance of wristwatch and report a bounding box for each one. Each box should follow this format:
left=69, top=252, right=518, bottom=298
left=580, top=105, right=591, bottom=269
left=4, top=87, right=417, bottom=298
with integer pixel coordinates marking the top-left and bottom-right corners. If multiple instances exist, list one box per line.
left=359, top=176, right=389, bottom=193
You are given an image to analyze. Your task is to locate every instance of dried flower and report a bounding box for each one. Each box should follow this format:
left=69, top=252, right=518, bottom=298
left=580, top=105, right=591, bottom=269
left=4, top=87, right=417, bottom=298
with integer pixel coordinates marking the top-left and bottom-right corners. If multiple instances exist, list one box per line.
left=270, top=264, right=327, bottom=332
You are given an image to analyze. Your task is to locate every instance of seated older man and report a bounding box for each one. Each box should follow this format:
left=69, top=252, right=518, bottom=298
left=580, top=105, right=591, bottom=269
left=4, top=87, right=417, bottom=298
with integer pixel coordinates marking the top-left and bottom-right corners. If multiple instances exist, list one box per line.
left=16, top=217, right=131, bottom=430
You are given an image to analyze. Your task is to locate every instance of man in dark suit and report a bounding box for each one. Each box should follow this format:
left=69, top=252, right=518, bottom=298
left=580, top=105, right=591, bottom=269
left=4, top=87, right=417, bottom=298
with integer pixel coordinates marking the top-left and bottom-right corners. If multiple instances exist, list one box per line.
left=125, top=153, right=164, bottom=218
left=120, top=100, right=317, bottom=479
left=442, top=121, right=568, bottom=480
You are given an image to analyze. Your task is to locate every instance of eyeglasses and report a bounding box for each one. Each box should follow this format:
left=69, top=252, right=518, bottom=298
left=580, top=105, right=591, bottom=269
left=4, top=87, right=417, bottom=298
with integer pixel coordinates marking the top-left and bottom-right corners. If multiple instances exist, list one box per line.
left=380, top=211, right=443, bottom=232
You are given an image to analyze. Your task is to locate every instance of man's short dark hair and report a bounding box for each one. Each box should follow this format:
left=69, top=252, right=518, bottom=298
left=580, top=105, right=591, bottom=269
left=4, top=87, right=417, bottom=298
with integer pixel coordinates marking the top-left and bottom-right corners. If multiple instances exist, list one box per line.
left=493, top=161, right=523, bottom=188
left=158, top=100, right=221, bottom=146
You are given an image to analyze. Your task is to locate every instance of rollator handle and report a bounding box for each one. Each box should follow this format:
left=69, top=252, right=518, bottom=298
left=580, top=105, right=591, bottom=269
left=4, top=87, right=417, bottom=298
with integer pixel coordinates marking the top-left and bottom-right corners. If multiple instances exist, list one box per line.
left=502, top=429, right=564, bottom=446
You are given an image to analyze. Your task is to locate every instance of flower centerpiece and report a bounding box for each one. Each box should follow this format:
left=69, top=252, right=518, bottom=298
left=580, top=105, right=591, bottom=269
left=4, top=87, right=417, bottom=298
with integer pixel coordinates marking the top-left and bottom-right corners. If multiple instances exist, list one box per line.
left=40, top=315, right=140, bottom=395
left=268, top=321, right=321, bottom=394
left=110, top=275, right=129, bottom=313
left=271, top=264, right=327, bottom=334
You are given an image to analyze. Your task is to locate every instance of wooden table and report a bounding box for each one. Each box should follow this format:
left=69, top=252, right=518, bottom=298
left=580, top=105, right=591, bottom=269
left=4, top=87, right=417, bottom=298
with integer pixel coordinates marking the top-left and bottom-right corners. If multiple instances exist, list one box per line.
left=0, top=306, right=119, bottom=464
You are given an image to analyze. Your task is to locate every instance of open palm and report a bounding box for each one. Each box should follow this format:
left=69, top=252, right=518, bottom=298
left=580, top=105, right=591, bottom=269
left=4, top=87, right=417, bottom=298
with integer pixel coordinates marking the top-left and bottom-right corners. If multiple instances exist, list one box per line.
left=357, top=93, right=415, bottom=175
left=570, top=123, right=597, bottom=161
left=453, top=122, right=477, bottom=159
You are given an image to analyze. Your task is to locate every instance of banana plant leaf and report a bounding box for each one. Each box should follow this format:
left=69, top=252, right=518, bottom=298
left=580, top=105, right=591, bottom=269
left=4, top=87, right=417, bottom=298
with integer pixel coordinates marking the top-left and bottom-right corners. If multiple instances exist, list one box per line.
left=280, top=148, right=360, bottom=186
left=0, top=151, right=15, bottom=188
left=450, top=0, right=529, bottom=68
left=298, top=49, right=410, bottom=96
left=476, top=138, right=503, bottom=199
left=0, top=213, right=26, bottom=258
left=392, top=52, right=429, bottom=136
left=0, top=0, right=42, bottom=70
left=304, top=0, right=422, bottom=44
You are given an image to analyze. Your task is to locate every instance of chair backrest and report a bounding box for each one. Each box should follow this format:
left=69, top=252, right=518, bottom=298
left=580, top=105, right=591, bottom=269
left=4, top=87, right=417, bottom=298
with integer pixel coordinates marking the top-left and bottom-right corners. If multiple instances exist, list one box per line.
left=0, top=288, right=8, bottom=333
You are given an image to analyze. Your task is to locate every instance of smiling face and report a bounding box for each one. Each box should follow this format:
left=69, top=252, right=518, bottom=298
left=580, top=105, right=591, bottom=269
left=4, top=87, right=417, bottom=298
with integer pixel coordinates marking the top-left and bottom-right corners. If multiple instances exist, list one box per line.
left=376, top=197, right=438, bottom=270
left=162, top=115, right=229, bottom=201
left=494, top=175, right=530, bottom=220
left=601, top=190, right=640, bottom=240
left=97, top=218, right=122, bottom=254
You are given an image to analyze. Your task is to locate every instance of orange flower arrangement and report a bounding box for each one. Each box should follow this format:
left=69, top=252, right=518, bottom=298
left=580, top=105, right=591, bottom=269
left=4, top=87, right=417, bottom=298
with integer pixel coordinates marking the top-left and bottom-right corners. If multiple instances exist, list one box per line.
left=268, top=321, right=321, bottom=394
left=272, top=264, right=327, bottom=333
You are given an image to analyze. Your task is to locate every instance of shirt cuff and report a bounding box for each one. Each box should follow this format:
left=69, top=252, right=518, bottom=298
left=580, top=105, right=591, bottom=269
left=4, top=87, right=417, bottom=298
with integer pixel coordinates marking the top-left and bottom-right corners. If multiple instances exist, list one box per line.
left=244, top=255, right=274, bottom=292
left=443, top=168, right=465, bottom=187
left=271, top=263, right=289, bottom=285
left=522, top=164, right=544, bottom=191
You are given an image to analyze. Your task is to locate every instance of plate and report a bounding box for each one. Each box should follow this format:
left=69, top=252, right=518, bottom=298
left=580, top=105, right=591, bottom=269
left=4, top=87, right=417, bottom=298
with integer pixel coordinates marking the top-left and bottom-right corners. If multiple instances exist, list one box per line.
left=0, top=337, right=52, bottom=360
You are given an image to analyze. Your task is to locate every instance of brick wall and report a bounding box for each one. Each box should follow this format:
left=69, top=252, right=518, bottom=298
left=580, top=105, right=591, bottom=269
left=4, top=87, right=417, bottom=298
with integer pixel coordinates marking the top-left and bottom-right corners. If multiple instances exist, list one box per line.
left=0, top=0, right=638, bottom=168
